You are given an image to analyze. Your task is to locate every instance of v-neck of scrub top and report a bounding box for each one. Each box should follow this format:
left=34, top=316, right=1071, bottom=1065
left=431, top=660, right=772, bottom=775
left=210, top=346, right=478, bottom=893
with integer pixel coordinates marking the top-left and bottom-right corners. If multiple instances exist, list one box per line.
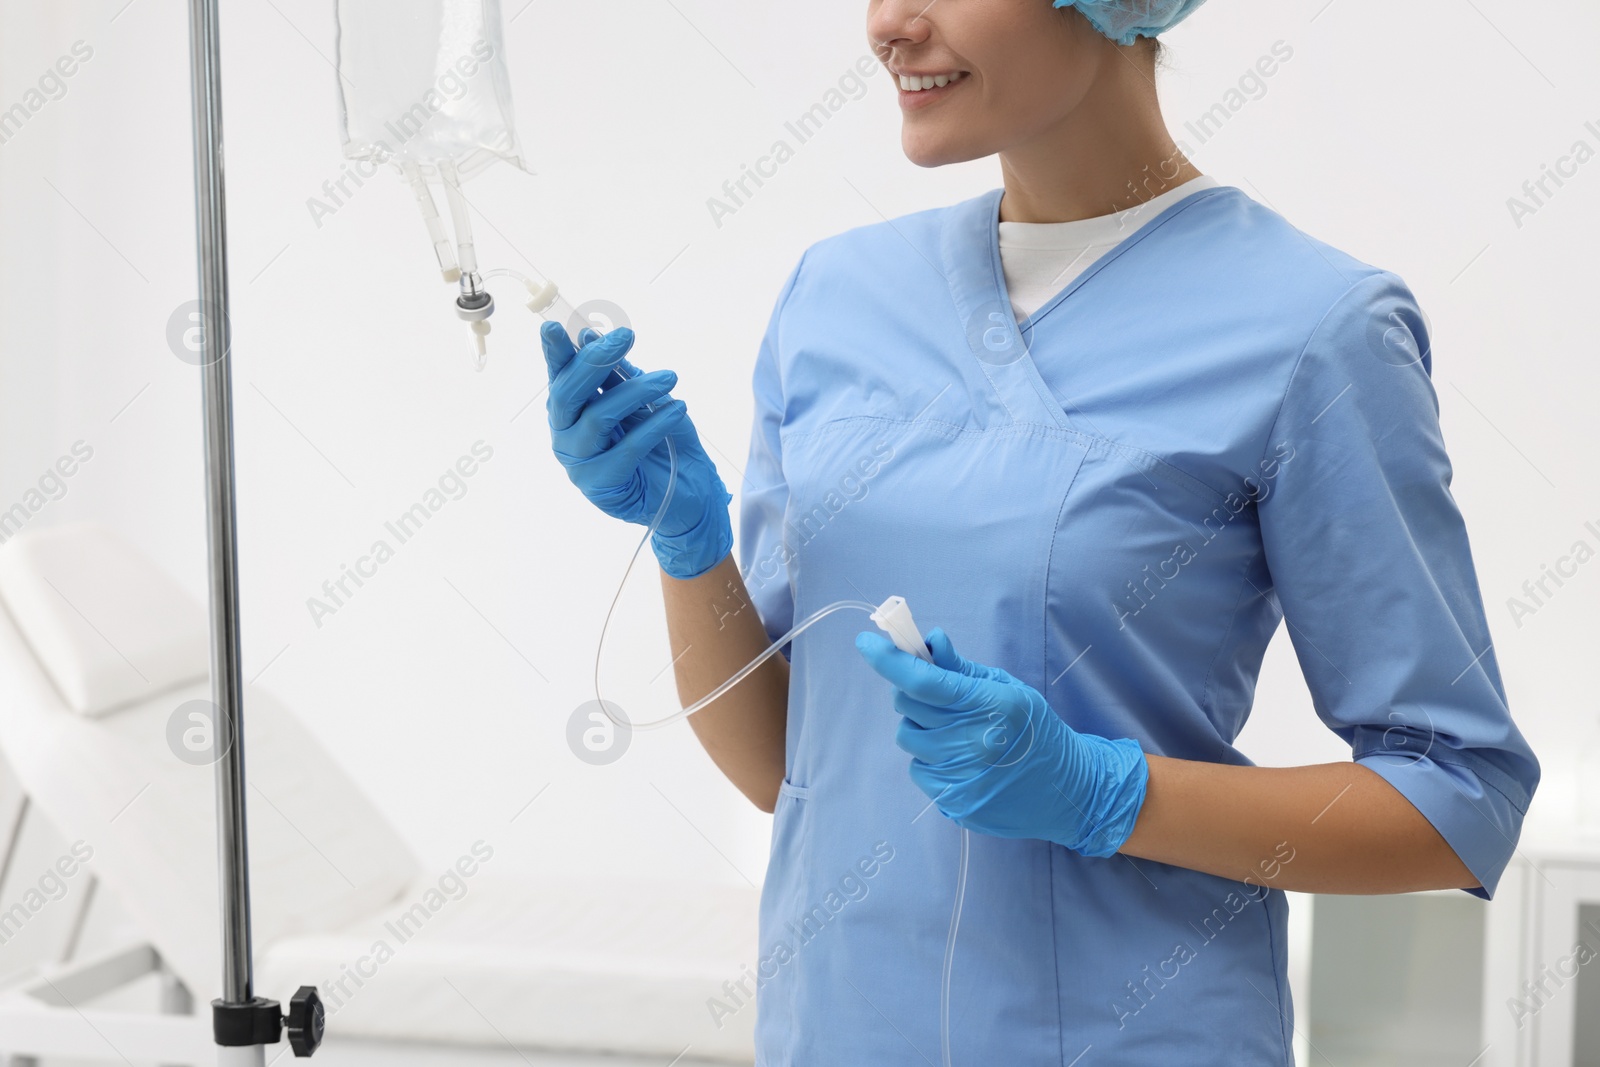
left=997, top=175, right=1222, bottom=323
left=938, top=177, right=1232, bottom=434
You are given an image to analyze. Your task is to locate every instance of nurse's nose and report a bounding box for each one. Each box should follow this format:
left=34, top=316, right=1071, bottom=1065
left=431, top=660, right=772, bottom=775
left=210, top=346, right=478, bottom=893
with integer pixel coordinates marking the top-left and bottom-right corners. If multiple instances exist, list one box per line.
left=867, top=0, right=935, bottom=55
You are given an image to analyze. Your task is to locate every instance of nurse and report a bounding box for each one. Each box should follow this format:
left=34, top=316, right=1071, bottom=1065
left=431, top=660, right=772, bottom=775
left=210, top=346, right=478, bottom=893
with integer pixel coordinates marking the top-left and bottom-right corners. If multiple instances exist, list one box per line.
left=540, top=0, right=1541, bottom=1063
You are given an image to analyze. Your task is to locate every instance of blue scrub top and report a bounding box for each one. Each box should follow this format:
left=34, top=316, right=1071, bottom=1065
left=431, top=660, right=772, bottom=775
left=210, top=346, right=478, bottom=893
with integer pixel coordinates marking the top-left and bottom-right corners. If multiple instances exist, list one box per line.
left=736, top=184, right=1539, bottom=1065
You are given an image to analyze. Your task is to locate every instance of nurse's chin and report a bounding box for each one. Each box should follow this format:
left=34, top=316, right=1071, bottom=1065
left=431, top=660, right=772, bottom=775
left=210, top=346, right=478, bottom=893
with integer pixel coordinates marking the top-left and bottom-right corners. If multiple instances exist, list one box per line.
left=899, top=128, right=996, bottom=168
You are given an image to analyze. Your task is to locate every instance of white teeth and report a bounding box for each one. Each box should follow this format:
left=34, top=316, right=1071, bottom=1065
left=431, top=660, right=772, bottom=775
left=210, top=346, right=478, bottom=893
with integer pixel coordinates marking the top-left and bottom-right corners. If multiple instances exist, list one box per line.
left=897, top=71, right=964, bottom=92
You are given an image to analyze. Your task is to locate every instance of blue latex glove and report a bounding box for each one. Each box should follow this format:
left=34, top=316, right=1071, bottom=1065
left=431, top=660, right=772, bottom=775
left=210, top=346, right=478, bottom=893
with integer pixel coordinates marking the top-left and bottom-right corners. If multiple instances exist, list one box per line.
left=855, top=626, right=1149, bottom=858
left=540, top=321, right=733, bottom=579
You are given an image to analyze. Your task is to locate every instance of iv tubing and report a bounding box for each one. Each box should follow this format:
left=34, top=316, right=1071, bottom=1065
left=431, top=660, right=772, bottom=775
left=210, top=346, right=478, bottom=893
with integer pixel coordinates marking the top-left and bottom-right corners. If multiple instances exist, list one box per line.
left=943, top=828, right=970, bottom=1067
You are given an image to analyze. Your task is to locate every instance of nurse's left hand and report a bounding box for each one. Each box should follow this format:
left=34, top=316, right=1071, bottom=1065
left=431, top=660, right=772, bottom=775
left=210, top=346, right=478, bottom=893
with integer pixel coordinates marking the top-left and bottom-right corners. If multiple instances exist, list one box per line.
left=854, top=627, right=1149, bottom=858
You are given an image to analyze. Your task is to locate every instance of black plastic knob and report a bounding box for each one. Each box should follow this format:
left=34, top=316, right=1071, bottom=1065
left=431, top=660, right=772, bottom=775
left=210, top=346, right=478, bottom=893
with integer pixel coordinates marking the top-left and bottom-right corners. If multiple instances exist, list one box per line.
left=285, top=985, right=324, bottom=1057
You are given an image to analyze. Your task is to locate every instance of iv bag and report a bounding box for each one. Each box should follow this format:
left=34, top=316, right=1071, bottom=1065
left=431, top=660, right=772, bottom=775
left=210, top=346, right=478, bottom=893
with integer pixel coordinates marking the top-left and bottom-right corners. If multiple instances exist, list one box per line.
left=334, top=0, right=526, bottom=182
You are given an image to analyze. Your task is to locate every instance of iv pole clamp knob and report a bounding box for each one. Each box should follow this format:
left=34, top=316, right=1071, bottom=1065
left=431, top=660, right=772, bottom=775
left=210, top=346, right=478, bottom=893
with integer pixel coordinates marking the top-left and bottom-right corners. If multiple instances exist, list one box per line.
left=287, top=985, right=327, bottom=1056
left=211, top=985, right=323, bottom=1057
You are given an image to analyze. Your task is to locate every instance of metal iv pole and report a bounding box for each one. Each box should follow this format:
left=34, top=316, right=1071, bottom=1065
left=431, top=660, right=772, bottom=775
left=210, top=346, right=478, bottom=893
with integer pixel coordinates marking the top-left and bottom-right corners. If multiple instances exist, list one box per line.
left=186, top=0, right=322, bottom=1061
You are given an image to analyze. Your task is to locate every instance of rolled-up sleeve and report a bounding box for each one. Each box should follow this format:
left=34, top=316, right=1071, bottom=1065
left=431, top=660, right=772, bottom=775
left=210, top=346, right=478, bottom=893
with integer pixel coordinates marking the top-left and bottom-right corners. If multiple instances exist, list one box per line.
left=1256, top=270, right=1540, bottom=900
left=738, top=253, right=806, bottom=661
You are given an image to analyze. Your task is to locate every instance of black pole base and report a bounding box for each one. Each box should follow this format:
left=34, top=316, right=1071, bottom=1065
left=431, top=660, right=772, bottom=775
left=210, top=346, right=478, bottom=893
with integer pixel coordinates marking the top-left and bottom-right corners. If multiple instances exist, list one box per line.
left=212, top=996, right=280, bottom=1047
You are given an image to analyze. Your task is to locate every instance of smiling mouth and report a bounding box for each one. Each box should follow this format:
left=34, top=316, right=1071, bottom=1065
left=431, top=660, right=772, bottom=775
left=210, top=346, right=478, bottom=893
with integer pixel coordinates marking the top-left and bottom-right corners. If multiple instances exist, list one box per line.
left=895, top=70, right=969, bottom=92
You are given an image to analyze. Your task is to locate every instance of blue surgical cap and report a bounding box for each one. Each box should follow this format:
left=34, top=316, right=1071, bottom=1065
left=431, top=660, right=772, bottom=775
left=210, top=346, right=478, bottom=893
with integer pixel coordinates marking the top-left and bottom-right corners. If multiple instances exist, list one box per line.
left=1051, top=0, right=1208, bottom=46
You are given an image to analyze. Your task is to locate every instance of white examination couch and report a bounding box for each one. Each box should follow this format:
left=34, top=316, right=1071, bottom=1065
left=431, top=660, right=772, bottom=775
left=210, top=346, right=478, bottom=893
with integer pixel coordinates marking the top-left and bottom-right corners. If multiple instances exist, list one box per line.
left=0, top=521, right=757, bottom=1064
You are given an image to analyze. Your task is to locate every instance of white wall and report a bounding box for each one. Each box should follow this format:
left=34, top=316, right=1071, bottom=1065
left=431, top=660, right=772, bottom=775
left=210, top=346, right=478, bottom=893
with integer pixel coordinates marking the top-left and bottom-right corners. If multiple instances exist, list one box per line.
left=0, top=0, right=1595, bottom=900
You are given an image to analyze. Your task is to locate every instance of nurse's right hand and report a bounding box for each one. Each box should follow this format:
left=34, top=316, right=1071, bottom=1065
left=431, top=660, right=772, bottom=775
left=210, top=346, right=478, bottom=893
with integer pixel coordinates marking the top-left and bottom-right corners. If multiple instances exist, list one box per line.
left=539, top=320, right=733, bottom=580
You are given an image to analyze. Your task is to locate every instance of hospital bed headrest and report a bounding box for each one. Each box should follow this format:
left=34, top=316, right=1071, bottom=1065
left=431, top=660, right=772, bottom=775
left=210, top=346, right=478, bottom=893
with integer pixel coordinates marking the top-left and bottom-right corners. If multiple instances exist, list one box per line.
left=0, top=521, right=209, bottom=717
